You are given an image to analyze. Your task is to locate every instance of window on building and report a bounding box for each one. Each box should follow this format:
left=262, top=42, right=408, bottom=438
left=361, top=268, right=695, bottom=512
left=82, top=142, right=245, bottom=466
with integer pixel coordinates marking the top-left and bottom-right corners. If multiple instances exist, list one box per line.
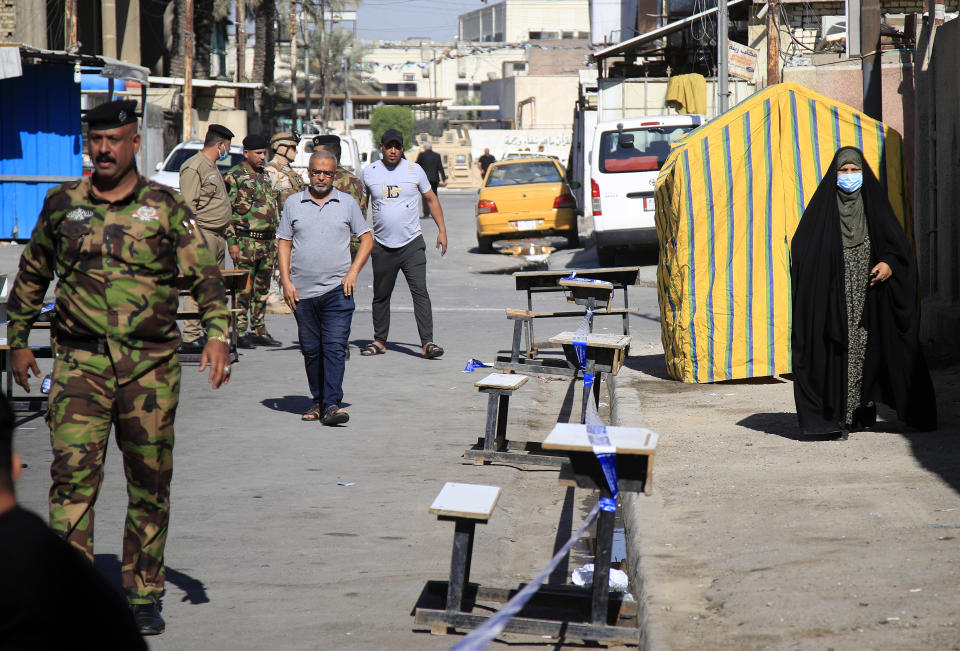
left=455, top=83, right=482, bottom=103
left=562, top=31, right=574, bottom=39
left=530, top=31, right=559, bottom=40
left=403, top=72, right=416, bottom=81
left=511, top=62, right=527, bottom=73
left=383, top=83, right=419, bottom=97
left=577, top=31, right=590, bottom=39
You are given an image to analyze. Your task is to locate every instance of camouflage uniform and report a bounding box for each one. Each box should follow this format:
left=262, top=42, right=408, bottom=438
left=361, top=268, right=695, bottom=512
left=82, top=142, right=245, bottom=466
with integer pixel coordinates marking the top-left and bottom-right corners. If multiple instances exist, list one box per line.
left=5, top=175, right=228, bottom=605
left=264, top=157, right=307, bottom=212
left=224, top=162, right=279, bottom=336
left=332, top=166, right=368, bottom=256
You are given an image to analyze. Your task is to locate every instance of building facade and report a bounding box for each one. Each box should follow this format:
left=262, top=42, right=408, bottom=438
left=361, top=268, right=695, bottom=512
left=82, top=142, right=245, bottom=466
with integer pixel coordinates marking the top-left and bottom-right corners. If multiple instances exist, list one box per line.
left=458, top=0, right=590, bottom=43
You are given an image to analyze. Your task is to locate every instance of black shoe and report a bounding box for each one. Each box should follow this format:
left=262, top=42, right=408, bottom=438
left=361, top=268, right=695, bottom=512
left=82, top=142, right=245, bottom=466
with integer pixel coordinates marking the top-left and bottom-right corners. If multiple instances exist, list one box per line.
left=236, top=334, right=256, bottom=349
left=251, top=332, right=282, bottom=347
left=131, top=601, right=165, bottom=636
left=177, top=339, right=204, bottom=354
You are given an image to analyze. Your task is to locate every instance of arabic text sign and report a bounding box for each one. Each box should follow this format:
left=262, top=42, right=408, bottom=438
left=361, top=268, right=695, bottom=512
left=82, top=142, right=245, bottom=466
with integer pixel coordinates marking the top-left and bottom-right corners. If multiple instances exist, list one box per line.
left=728, top=41, right=759, bottom=82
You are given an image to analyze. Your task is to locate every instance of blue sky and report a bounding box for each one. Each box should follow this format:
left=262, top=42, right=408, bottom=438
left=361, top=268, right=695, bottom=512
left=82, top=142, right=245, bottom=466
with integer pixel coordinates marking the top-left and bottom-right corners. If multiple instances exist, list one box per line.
left=355, top=0, right=483, bottom=42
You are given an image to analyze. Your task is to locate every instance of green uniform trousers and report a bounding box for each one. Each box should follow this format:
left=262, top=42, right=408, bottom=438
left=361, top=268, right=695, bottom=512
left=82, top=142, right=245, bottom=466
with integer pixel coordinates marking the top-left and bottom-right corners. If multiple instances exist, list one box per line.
left=235, top=237, right=276, bottom=336
left=46, top=345, right=180, bottom=604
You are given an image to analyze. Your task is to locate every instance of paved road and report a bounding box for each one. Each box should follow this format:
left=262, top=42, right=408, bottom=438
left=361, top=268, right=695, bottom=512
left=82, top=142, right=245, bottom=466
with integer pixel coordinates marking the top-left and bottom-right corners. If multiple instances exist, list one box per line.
left=8, top=192, right=652, bottom=650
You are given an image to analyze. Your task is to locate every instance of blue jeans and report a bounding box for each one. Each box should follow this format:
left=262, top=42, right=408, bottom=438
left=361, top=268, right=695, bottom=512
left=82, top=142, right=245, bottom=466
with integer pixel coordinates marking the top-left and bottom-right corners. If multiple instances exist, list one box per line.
left=293, top=287, right=355, bottom=410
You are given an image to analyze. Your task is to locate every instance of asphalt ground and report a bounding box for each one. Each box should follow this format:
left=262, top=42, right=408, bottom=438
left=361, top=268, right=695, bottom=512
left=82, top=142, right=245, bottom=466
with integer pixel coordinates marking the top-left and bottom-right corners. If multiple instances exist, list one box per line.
left=4, top=193, right=642, bottom=650
left=4, top=188, right=958, bottom=650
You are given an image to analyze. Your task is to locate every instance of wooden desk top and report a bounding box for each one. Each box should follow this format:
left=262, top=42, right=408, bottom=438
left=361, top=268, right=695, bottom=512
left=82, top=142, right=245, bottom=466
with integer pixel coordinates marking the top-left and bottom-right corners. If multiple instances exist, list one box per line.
left=548, top=332, right=632, bottom=349
left=475, top=373, right=528, bottom=390
left=176, top=269, right=248, bottom=291
left=542, top=422, right=659, bottom=455
left=514, top=267, right=641, bottom=291
left=559, top=278, right=615, bottom=291
left=429, top=482, right=502, bottom=521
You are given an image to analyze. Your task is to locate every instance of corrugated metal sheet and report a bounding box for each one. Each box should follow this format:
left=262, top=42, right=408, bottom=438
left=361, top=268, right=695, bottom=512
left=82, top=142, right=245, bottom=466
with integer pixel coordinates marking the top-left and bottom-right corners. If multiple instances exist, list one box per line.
left=655, top=81, right=911, bottom=383
left=0, top=63, right=82, bottom=238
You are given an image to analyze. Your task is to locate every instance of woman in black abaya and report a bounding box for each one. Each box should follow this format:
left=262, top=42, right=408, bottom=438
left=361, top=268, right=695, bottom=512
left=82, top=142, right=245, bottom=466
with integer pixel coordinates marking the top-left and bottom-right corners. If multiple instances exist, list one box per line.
left=790, top=147, right=936, bottom=438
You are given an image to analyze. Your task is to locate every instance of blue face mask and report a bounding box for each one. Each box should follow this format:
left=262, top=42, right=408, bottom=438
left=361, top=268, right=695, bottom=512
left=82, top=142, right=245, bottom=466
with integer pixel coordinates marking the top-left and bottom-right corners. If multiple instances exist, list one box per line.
left=217, top=144, right=229, bottom=162
left=837, top=172, right=863, bottom=193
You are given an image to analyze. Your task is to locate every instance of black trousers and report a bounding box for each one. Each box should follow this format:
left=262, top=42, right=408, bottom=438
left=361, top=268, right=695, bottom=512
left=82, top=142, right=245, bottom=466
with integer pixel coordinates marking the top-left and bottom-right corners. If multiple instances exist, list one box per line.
left=371, top=235, right=434, bottom=347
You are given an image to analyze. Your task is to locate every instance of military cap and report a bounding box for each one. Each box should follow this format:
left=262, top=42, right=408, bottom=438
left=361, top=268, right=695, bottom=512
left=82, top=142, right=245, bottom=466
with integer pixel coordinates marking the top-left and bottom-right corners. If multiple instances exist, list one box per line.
left=243, top=133, right=270, bottom=150
left=380, top=129, right=404, bottom=146
left=312, top=134, right=340, bottom=147
left=83, top=99, right=138, bottom=130
left=271, top=132, right=300, bottom=147
left=207, top=123, right=235, bottom=140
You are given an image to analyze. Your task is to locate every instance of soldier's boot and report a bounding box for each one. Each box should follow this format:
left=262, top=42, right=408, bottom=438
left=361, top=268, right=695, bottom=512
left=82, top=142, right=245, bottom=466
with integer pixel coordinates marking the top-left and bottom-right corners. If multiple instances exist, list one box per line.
left=131, top=601, right=165, bottom=636
left=237, top=333, right=256, bottom=349
left=251, top=332, right=282, bottom=346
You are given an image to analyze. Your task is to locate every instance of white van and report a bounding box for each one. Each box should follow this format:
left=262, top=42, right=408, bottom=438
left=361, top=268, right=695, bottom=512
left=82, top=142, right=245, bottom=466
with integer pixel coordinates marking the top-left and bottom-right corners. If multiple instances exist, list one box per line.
left=291, top=133, right=362, bottom=182
left=589, top=115, right=704, bottom=265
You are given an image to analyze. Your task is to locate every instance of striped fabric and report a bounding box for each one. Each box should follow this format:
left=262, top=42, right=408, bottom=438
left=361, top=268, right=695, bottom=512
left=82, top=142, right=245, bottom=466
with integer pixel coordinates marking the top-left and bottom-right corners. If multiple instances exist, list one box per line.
left=655, top=82, right=912, bottom=383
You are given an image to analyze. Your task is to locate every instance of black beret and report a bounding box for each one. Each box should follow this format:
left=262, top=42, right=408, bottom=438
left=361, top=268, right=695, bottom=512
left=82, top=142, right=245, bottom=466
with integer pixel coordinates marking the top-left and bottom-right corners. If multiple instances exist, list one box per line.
left=380, top=129, right=403, bottom=146
left=83, top=99, right=138, bottom=130
left=312, top=134, right=341, bottom=147
left=207, top=124, right=235, bottom=140
left=243, top=134, right=269, bottom=150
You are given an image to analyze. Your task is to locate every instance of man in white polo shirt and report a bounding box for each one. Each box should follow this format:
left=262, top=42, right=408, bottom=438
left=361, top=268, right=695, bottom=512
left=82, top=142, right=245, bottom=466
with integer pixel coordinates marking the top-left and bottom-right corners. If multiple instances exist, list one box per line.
left=277, top=150, right=373, bottom=425
left=359, top=129, right=448, bottom=360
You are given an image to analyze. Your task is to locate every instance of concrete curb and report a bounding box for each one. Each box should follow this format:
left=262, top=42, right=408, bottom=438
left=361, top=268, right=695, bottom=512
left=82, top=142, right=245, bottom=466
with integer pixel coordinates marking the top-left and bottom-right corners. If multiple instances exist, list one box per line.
left=610, top=372, right=669, bottom=651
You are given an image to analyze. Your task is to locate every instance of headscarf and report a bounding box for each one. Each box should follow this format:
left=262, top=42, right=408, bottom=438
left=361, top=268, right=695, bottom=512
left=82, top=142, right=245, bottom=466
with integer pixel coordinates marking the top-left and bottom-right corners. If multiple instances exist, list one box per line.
left=835, top=147, right=868, bottom=248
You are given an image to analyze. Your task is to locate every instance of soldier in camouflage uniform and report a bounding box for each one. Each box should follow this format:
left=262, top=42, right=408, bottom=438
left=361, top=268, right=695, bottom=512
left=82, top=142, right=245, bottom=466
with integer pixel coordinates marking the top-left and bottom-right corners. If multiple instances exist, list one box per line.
left=265, top=132, right=307, bottom=211
left=7, top=100, right=231, bottom=636
left=312, top=135, right=368, bottom=257
left=224, top=134, right=282, bottom=349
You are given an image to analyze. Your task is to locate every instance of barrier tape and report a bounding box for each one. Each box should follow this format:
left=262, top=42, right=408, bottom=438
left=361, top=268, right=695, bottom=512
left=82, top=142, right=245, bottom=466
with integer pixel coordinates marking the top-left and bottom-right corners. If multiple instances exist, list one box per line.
left=449, top=502, right=602, bottom=651
left=448, top=307, right=620, bottom=649
left=573, top=308, right=619, bottom=510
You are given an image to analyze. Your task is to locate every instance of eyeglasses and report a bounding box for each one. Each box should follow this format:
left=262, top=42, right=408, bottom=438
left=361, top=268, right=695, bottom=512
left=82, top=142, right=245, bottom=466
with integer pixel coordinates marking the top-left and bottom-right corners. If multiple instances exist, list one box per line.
left=308, top=169, right=335, bottom=177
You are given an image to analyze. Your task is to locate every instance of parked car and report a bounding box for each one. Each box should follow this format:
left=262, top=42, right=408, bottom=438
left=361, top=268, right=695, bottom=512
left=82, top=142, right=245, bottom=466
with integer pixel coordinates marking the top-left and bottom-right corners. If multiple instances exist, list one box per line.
left=474, top=157, right=579, bottom=253
left=589, top=115, right=703, bottom=265
left=290, top=133, right=362, bottom=182
left=149, top=140, right=244, bottom=192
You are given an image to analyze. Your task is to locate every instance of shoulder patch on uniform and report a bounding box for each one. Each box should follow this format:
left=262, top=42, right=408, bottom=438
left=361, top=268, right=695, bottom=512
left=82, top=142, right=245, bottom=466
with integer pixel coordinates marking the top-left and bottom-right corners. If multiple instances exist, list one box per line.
left=66, top=207, right=94, bottom=221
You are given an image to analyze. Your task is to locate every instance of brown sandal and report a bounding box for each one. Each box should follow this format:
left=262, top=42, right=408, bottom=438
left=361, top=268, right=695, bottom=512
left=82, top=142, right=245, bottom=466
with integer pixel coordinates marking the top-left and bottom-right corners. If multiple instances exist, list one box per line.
left=301, top=404, right=322, bottom=421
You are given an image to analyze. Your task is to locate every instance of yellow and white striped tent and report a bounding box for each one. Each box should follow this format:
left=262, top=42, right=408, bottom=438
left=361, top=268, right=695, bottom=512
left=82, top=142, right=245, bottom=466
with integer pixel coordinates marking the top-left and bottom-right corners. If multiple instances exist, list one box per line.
left=655, top=81, right=912, bottom=383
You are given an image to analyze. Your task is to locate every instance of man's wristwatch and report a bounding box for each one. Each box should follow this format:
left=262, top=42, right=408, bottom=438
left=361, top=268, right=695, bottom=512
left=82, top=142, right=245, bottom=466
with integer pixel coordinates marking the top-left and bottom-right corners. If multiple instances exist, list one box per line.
left=207, top=334, right=229, bottom=345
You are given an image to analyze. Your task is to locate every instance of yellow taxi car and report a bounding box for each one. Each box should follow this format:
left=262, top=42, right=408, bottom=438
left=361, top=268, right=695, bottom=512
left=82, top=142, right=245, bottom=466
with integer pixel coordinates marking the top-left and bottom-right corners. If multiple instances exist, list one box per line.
left=475, top=157, right=579, bottom=253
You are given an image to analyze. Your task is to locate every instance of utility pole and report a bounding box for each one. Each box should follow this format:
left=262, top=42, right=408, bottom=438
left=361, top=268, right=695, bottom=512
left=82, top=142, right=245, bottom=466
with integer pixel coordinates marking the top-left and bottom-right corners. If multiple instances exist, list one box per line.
left=861, top=0, right=882, bottom=120
left=717, top=0, right=729, bottom=113
left=344, top=55, right=352, bottom=135
left=766, top=0, right=780, bottom=84
left=184, top=0, right=195, bottom=140
left=303, top=20, right=311, bottom=124
left=319, top=0, right=328, bottom=130
left=290, top=0, right=298, bottom=127
left=236, top=0, right=246, bottom=82
left=64, top=0, right=78, bottom=49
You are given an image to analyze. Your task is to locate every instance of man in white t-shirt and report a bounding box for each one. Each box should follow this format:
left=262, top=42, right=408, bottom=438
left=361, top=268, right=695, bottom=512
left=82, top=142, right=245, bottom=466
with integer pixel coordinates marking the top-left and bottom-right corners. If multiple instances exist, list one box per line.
left=359, top=129, right=448, bottom=359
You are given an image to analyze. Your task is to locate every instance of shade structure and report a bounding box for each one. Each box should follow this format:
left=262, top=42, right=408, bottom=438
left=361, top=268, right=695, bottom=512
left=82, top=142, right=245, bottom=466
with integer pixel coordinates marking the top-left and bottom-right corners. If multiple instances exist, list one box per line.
left=655, top=81, right=912, bottom=383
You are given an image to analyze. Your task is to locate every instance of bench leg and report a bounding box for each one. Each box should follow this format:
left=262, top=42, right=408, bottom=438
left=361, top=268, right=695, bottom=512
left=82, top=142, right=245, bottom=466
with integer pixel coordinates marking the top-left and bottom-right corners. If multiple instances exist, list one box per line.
left=591, top=479, right=616, bottom=627
left=482, top=392, right=499, bottom=454
left=510, top=320, right=523, bottom=364
left=495, top=392, right=510, bottom=452
left=446, top=519, right=476, bottom=615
